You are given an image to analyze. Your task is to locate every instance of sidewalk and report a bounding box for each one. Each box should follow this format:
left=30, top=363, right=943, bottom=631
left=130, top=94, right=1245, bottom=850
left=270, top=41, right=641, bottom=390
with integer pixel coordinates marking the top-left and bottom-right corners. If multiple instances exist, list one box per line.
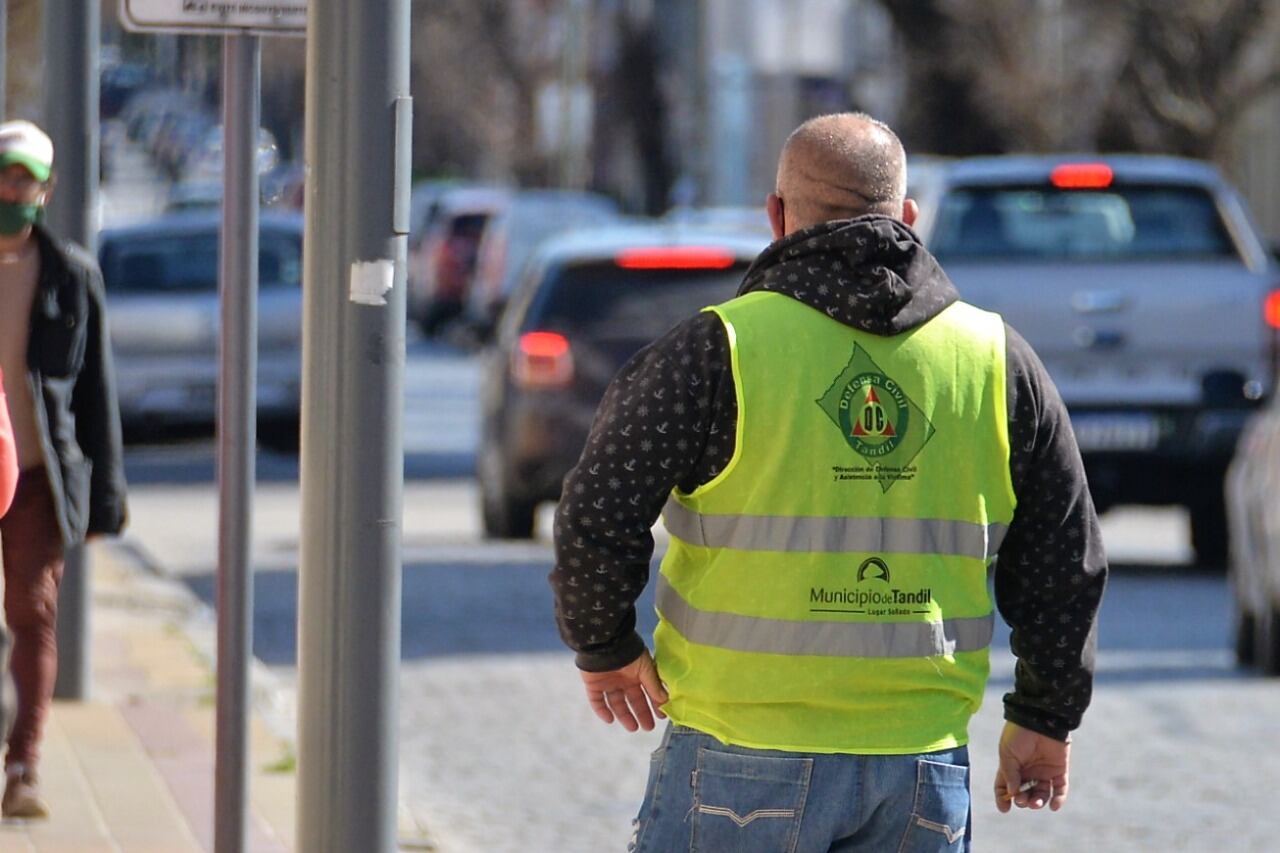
left=0, top=541, right=297, bottom=852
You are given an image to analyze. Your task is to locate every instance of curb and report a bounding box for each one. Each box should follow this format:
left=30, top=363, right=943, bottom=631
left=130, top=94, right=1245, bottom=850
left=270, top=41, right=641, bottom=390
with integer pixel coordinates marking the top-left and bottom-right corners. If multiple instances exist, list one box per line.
left=104, top=537, right=438, bottom=851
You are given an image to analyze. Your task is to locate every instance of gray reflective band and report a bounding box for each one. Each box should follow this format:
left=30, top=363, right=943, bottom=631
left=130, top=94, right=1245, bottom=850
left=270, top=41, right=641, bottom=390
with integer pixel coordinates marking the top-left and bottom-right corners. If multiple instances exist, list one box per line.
left=657, top=575, right=994, bottom=658
left=663, top=498, right=1008, bottom=560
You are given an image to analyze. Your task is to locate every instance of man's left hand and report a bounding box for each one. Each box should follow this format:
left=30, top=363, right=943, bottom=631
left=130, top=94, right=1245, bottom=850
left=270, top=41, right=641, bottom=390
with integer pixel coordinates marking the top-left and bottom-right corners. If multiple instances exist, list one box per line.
left=579, top=651, right=669, bottom=732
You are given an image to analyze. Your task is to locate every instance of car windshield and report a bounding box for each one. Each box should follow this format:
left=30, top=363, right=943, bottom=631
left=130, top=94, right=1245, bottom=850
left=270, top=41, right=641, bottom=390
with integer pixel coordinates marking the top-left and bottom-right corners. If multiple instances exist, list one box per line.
left=100, top=229, right=303, bottom=292
left=524, top=261, right=748, bottom=339
left=929, top=185, right=1236, bottom=261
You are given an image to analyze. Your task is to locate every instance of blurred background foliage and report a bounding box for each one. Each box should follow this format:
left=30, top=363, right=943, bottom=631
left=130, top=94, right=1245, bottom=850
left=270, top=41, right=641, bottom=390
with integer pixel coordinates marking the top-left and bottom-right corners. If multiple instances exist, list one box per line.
left=6, top=0, right=1280, bottom=227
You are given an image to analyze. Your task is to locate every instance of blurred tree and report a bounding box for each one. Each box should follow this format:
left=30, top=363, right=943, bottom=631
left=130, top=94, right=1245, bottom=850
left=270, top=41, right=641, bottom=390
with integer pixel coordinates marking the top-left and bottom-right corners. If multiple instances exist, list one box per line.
left=6, top=0, right=42, bottom=120
left=875, top=0, right=1280, bottom=160
left=1096, top=0, right=1280, bottom=159
left=595, top=6, right=673, bottom=214
left=260, top=39, right=306, bottom=162
left=411, top=0, right=544, bottom=183
left=871, top=0, right=1008, bottom=155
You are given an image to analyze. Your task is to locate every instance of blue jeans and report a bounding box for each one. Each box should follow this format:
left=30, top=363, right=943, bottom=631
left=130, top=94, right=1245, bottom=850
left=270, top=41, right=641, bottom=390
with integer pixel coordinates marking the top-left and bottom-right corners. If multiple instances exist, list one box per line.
left=629, top=724, right=971, bottom=853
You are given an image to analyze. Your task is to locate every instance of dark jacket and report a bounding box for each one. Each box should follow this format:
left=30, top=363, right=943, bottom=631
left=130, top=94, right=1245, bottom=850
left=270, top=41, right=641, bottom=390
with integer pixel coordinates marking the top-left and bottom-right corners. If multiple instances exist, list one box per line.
left=551, top=215, right=1108, bottom=742
left=25, top=224, right=128, bottom=545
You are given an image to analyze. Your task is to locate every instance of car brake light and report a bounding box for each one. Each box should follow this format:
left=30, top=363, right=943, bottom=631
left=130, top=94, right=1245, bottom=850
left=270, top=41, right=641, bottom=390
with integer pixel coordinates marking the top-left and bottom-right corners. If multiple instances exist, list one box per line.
left=1050, top=163, right=1114, bottom=189
left=1266, top=290, right=1280, bottom=329
left=1269, top=290, right=1280, bottom=386
left=512, top=331, right=574, bottom=388
left=615, top=247, right=736, bottom=270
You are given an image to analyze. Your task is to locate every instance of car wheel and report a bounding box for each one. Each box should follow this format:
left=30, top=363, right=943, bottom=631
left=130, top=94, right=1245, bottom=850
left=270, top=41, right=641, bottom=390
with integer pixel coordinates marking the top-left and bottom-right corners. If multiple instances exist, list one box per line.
left=1189, top=500, right=1229, bottom=568
left=258, top=414, right=301, bottom=454
left=481, top=489, right=536, bottom=539
left=1256, top=604, right=1280, bottom=677
left=1234, top=606, right=1256, bottom=667
left=478, top=441, right=537, bottom=539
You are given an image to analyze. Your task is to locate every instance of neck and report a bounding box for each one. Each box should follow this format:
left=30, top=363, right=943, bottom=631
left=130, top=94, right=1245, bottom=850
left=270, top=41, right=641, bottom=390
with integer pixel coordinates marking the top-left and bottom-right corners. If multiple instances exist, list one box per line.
left=0, top=227, right=34, bottom=256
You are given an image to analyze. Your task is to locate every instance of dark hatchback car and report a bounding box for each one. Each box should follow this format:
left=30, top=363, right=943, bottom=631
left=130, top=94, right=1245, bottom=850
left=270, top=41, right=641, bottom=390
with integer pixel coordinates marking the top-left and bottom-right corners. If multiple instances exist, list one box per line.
left=478, top=225, right=769, bottom=538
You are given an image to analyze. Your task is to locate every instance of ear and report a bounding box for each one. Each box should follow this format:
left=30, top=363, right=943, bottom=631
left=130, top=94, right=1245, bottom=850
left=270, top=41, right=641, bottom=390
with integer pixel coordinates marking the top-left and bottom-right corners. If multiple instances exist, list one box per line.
left=902, top=198, right=919, bottom=227
left=766, top=193, right=785, bottom=240
left=37, top=173, right=55, bottom=207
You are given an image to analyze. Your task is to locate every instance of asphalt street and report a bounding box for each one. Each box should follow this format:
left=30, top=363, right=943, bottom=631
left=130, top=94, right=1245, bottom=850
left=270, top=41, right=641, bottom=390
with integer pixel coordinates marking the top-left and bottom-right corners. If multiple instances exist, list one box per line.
left=103, top=139, right=1280, bottom=851
left=115, top=340, right=1280, bottom=853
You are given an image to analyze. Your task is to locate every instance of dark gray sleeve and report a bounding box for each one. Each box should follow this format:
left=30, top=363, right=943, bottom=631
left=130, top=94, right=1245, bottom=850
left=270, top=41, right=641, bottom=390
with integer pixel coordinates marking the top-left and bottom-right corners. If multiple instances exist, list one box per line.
left=996, top=324, right=1108, bottom=740
left=550, top=312, right=735, bottom=672
left=73, top=263, right=129, bottom=535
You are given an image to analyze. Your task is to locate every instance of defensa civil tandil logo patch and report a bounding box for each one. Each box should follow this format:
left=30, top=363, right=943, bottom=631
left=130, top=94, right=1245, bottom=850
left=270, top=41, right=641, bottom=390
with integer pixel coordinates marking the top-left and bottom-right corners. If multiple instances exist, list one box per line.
left=817, top=345, right=936, bottom=492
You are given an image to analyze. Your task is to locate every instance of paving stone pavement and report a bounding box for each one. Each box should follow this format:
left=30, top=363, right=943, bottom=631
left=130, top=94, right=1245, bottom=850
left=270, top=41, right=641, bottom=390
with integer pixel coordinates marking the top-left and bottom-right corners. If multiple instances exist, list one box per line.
left=0, top=542, right=295, bottom=852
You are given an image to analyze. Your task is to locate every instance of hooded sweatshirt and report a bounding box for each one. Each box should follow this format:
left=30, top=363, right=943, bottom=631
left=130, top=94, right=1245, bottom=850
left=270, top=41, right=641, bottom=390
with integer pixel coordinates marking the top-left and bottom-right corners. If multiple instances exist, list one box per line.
left=551, top=215, right=1107, bottom=742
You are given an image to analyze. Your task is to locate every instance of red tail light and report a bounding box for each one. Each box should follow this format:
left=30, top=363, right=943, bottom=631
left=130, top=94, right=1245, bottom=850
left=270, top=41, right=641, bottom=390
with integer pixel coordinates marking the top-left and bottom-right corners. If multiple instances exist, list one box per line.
left=1266, top=290, right=1280, bottom=329
left=615, top=247, right=736, bottom=270
left=1269, top=289, right=1280, bottom=385
left=1050, top=163, right=1114, bottom=189
left=512, top=331, right=574, bottom=388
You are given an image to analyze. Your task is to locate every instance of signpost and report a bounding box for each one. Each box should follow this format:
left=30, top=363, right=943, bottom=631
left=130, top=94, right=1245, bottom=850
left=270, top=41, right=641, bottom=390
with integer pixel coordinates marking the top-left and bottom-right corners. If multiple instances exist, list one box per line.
left=120, top=6, right=303, bottom=852
left=121, top=0, right=306, bottom=35
left=47, top=0, right=99, bottom=707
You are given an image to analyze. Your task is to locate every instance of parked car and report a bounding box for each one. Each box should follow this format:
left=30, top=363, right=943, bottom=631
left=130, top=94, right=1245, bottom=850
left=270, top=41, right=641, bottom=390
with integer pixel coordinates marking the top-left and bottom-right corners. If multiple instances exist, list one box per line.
left=407, top=185, right=509, bottom=335
left=466, top=189, right=622, bottom=331
left=477, top=224, right=769, bottom=538
left=99, top=211, right=305, bottom=434
left=182, top=124, right=280, bottom=182
left=404, top=179, right=463, bottom=315
left=1226, top=376, right=1280, bottom=673
left=910, top=155, right=1278, bottom=565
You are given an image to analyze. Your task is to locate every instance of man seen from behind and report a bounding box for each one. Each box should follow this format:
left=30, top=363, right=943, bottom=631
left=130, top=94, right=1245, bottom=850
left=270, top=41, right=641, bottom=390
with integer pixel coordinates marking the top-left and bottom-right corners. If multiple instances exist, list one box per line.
left=551, top=113, right=1107, bottom=852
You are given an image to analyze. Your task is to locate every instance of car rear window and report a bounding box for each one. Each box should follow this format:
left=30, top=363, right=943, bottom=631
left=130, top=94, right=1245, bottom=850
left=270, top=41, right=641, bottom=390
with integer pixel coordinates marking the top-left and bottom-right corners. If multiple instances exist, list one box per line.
left=929, top=185, right=1236, bottom=261
left=101, top=229, right=302, bottom=292
left=522, top=261, right=749, bottom=338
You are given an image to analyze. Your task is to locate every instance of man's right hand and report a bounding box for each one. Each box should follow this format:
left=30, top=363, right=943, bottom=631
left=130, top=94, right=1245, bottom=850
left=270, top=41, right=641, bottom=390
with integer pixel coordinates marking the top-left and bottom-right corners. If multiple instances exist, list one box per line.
left=993, top=721, right=1070, bottom=813
left=578, top=651, right=669, bottom=733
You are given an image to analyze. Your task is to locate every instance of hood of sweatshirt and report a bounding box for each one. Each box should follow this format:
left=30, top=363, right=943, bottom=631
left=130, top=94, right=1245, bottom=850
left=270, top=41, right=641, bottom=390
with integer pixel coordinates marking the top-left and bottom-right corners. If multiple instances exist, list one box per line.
left=737, top=214, right=959, bottom=335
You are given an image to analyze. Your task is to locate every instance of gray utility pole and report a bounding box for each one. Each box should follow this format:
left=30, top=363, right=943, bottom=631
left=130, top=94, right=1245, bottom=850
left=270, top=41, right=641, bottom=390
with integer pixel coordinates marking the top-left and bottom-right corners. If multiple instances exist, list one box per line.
left=44, top=0, right=100, bottom=702
left=0, top=0, right=7, bottom=119
left=215, top=35, right=260, bottom=853
left=296, top=0, right=410, bottom=849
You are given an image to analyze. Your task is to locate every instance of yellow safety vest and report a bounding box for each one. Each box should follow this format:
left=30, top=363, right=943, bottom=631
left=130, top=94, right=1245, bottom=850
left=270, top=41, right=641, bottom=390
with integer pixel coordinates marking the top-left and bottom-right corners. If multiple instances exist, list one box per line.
left=656, top=291, right=1016, bottom=754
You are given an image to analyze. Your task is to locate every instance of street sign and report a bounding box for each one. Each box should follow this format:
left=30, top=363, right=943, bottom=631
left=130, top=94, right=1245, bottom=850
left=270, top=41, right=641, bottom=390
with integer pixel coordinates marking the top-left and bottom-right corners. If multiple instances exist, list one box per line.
left=120, top=0, right=306, bottom=36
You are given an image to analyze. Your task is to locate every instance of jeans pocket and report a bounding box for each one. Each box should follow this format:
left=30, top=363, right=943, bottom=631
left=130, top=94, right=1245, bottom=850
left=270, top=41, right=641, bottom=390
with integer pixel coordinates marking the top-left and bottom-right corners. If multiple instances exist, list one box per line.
left=630, top=731, right=674, bottom=853
left=898, top=759, right=970, bottom=852
left=690, top=747, right=812, bottom=853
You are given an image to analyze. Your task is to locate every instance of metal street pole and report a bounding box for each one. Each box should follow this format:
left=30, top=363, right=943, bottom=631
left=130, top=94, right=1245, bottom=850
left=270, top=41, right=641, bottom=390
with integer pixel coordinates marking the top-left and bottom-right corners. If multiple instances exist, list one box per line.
left=215, top=34, right=260, bottom=853
left=0, top=0, right=8, bottom=119
left=44, top=0, right=99, bottom=702
left=297, top=0, right=410, bottom=848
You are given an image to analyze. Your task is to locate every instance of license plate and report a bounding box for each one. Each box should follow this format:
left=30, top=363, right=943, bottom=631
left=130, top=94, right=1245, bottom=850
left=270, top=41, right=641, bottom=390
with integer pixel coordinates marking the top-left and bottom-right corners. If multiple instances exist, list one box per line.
left=1071, top=413, right=1161, bottom=452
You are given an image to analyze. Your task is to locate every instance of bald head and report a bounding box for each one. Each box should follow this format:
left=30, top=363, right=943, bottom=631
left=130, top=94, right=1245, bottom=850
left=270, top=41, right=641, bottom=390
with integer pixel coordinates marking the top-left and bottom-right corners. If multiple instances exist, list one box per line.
left=770, top=113, right=910, bottom=235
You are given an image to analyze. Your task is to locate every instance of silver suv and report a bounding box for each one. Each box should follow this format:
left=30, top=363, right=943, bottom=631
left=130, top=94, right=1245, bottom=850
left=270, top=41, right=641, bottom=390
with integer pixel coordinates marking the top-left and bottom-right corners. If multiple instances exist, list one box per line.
left=911, top=155, right=1278, bottom=565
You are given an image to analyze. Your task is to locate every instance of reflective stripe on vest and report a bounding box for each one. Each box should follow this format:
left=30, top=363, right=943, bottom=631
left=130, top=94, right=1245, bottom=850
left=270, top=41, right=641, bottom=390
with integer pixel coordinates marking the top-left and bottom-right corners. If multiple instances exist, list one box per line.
left=663, top=497, right=1009, bottom=561
left=657, top=573, right=994, bottom=658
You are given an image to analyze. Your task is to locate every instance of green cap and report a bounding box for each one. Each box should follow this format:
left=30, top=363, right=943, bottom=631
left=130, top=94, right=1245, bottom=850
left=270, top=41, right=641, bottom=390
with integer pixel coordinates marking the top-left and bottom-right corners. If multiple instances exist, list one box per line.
left=0, top=120, right=53, bottom=182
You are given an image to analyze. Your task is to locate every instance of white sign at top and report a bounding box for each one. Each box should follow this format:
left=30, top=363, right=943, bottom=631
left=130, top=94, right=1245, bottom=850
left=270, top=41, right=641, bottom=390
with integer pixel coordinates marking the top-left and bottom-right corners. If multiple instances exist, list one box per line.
left=120, top=0, right=307, bottom=36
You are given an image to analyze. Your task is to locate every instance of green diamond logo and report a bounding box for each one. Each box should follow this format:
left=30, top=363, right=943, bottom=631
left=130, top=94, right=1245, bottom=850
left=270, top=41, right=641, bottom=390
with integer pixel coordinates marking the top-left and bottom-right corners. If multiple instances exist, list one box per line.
left=816, top=345, right=936, bottom=492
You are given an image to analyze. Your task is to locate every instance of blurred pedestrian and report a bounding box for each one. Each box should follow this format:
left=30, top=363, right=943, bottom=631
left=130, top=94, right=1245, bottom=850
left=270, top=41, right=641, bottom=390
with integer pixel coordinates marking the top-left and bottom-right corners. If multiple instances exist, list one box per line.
left=0, top=120, right=128, bottom=819
left=0, top=368, right=18, bottom=746
left=551, top=113, right=1107, bottom=851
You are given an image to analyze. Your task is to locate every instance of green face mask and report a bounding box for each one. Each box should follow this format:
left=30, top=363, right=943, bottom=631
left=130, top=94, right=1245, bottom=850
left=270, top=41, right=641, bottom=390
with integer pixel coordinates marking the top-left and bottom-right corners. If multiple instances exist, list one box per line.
left=0, top=201, right=40, bottom=236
